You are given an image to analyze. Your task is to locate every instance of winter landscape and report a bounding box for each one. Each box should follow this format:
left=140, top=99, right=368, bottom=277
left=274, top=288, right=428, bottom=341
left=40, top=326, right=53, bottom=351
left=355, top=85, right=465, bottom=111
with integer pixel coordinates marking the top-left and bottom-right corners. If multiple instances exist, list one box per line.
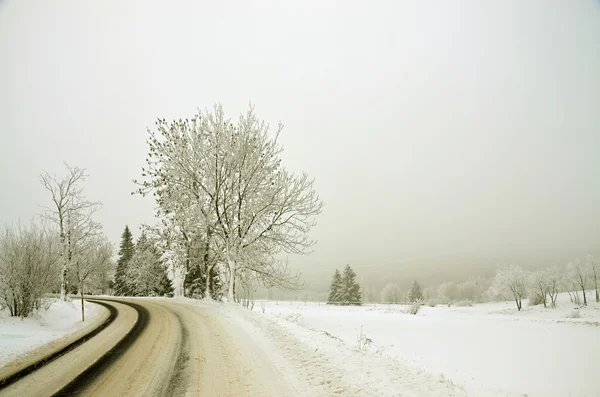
left=1, top=1, right=600, bottom=397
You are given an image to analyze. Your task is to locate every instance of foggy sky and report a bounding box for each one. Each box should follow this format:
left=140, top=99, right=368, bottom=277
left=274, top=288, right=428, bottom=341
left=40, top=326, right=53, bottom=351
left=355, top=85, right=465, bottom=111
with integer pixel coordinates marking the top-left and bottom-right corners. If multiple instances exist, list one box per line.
left=1, top=1, right=599, bottom=275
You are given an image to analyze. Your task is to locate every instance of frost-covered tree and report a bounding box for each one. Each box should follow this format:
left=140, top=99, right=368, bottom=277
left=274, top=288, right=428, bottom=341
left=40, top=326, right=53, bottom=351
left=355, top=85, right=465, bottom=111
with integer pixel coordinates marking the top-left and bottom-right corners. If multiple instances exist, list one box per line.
left=136, top=105, right=323, bottom=302
left=0, top=223, right=61, bottom=317
left=437, top=281, right=458, bottom=303
left=491, top=265, right=529, bottom=311
left=327, top=269, right=342, bottom=304
left=568, top=259, right=588, bottom=306
left=408, top=280, right=424, bottom=303
left=546, top=267, right=561, bottom=308
left=40, top=164, right=102, bottom=300
left=126, top=234, right=169, bottom=296
left=114, top=225, right=135, bottom=296
left=74, top=235, right=113, bottom=321
left=339, top=265, right=361, bottom=305
left=529, top=270, right=549, bottom=308
left=157, top=268, right=175, bottom=297
left=381, top=283, right=403, bottom=304
left=586, top=255, right=599, bottom=303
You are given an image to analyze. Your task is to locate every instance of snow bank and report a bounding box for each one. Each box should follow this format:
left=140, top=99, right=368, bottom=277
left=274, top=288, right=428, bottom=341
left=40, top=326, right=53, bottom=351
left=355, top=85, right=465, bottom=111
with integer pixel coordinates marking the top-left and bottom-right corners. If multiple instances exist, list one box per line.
left=0, top=298, right=104, bottom=367
left=252, top=293, right=600, bottom=397
left=172, top=298, right=467, bottom=397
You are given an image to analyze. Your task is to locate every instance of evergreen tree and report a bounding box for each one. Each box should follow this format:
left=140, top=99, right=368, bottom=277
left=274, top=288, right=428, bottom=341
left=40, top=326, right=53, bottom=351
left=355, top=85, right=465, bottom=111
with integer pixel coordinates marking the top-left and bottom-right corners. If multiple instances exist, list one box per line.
left=157, top=265, right=174, bottom=297
left=126, top=233, right=165, bottom=296
left=408, top=280, right=424, bottom=303
left=340, top=265, right=362, bottom=305
left=184, top=263, right=205, bottom=298
left=114, top=225, right=135, bottom=296
left=327, top=269, right=343, bottom=304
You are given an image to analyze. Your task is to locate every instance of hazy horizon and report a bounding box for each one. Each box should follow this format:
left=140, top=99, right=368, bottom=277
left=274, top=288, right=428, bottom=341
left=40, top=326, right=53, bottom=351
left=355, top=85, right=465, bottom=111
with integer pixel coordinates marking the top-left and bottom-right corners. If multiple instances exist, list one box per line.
left=1, top=1, right=599, bottom=282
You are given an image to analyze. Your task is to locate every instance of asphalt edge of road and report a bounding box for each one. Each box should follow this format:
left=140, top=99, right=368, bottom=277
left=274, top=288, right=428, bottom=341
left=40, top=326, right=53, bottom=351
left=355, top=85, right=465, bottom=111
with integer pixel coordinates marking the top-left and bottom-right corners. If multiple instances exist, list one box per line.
left=0, top=300, right=118, bottom=390
left=51, top=299, right=150, bottom=397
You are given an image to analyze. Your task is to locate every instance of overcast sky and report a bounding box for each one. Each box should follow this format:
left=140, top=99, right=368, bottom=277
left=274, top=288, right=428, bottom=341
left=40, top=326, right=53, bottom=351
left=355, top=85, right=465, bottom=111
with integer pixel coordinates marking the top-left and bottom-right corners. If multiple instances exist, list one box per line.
left=1, top=1, right=599, bottom=273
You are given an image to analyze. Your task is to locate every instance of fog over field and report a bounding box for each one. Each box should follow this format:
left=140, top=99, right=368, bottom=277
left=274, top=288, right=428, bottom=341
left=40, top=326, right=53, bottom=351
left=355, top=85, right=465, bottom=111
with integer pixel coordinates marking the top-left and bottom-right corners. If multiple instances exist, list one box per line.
left=1, top=0, right=599, bottom=290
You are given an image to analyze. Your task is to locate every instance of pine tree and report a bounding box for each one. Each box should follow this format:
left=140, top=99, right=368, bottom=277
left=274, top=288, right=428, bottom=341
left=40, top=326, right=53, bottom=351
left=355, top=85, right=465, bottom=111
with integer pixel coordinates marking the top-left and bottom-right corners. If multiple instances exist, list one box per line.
left=340, top=265, right=362, bottom=306
left=114, top=226, right=135, bottom=296
left=327, top=269, right=343, bottom=304
left=157, top=265, right=174, bottom=297
left=408, top=280, right=424, bottom=303
left=126, top=233, right=164, bottom=296
left=184, top=264, right=205, bottom=298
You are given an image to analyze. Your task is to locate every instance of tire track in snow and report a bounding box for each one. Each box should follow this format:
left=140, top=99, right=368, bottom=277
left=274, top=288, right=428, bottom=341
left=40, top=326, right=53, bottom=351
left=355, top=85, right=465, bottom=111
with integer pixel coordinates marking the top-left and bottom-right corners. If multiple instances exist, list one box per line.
left=0, top=300, right=118, bottom=391
left=165, top=309, right=191, bottom=397
left=50, top=299, right=150, bottom=397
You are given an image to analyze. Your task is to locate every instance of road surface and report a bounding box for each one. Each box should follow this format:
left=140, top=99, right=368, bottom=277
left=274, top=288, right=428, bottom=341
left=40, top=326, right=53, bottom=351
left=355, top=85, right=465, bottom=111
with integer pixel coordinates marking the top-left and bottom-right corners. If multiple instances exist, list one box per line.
left=0, top=298, right=299, bottom=397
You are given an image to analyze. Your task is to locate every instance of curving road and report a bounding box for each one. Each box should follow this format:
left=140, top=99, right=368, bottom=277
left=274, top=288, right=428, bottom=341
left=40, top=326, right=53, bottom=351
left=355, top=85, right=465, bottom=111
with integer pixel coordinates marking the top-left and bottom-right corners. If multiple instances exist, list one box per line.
left=0, top=298, right=298, bottom=397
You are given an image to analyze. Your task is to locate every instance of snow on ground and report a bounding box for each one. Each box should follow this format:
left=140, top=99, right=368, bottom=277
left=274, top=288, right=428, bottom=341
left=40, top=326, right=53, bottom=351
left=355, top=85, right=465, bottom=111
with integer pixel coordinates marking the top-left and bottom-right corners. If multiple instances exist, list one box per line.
left=251, top=293, right=600, bottom=397
left=175, top=297, right=467, bottom=397
left=0, top=298, right=103, bottom=367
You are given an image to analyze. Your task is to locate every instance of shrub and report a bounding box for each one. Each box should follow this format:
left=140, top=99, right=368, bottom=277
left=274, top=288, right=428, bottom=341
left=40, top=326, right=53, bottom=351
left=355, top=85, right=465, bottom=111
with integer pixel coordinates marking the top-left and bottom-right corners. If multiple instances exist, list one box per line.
left=356, top=326, right=373, bottom=351
left=566, top=310, right=581, bottom=319
left=407, top=302, right=420, bottom=315
left=528, top=293, right=544, bottom=306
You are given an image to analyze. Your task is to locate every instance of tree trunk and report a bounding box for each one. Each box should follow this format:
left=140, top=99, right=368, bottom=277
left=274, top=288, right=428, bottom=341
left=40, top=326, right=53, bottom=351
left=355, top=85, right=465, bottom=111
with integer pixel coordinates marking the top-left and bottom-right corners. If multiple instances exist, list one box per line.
left=60, top=264, right=68, bottom=301
left=80, top=280, right=85, bottom=322
left=542, top=292, right=547, bottom=308
left=227, top=259, right=236, bottom=302
left=205, top=264, right=213, bottom=300
left=203, top=226, right=212, bottom=299
left=180, top=269, right=188, bottom=298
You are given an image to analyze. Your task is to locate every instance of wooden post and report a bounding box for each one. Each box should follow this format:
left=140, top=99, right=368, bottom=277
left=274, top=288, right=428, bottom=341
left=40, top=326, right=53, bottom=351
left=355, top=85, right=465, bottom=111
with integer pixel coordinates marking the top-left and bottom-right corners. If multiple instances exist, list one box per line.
left=80, top=280, right=85, bottom=322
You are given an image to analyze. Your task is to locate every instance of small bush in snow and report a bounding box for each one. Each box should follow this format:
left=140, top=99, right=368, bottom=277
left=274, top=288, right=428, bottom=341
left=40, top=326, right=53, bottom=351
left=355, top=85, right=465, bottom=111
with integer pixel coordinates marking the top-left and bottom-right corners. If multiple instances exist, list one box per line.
left=528, top=293, right=544, bottom=306
left=454, top=300, right=473, bottom=307
left=356, top=326, right=374, bottom=351
left=567, top=310, right=581, bottom=319
left=285, top=313, right=303, bottom=323
left=407, top=302, right=420, bottom=315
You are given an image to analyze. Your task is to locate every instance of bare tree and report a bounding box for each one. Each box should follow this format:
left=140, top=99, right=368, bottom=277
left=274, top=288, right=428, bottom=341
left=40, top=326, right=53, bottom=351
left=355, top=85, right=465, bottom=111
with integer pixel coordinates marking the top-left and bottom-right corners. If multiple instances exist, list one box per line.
left=491, top=265, right=529, bottom=311
left=40, top=164, right=102, bottom=300
left=0, top=223, right=60, bottom=317
left=530, top=270, right=549, bottom=308
left=587, top=255, right=599, bottom=303
left=74, top=236, right=113, bottom=321
left=568, top=259, right=588, bottom=306
left=546, top=267, right=561, bottom=308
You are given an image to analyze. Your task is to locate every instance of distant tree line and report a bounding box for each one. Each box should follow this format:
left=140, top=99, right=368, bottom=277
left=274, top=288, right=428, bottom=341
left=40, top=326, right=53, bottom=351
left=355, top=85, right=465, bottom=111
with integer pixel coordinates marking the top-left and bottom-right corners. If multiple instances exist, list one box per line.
left=320, top=254, right=599, bottom=313
left=487, top=256, right=599, bottom=311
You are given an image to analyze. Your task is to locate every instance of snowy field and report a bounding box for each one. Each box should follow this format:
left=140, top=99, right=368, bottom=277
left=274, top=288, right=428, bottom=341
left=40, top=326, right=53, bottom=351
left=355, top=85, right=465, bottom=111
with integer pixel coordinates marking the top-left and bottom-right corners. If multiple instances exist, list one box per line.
left=0, top=298, right=104, bottom=367
left=252, top=293, right=600, bottom=397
